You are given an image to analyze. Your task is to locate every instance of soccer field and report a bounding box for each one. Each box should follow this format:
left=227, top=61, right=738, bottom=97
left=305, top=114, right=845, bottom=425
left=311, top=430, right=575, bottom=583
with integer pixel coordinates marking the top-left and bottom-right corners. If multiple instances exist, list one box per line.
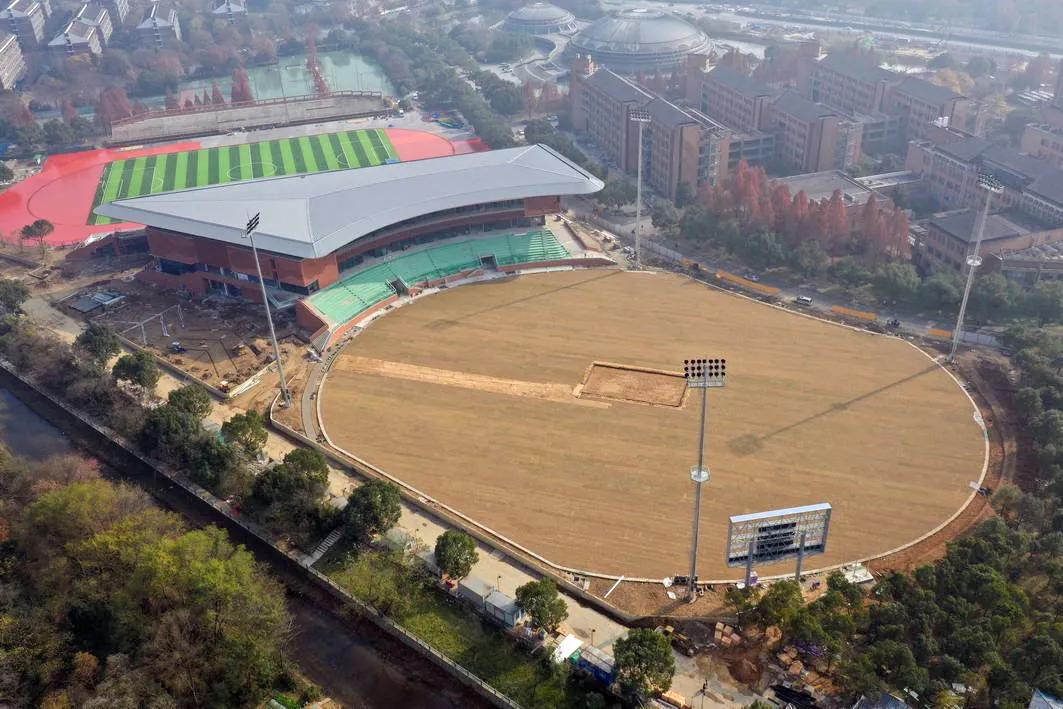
left=88, top=128, right=398, bottom=225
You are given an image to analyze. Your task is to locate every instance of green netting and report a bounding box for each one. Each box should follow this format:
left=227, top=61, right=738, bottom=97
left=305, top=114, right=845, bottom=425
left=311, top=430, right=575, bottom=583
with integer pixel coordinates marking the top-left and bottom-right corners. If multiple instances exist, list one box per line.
left=307, top=230, right=569, bottom=326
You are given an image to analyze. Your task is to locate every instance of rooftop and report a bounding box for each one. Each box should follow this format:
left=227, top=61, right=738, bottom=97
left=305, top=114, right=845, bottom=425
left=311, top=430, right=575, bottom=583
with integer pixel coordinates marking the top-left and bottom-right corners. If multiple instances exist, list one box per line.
left=706, top=65, right=776, bottom=99
left=773, top=90, right=836, bottom=123
left=895, top=75, right=963, bottom=104
left=0, top=0, right=40, bottom=16
left=645, top=96, right=699, bottom=129
left=931, top=209, right=1046, bottom=244
left=777, top=170, right=876, bottom=205
left=1028, top=171, right=1063, bottom=206
left=570, top=8, right=710, bottom=58
left=505, top=2, right=574, bottom=25
left=76, top=3, right=108, bottom=23
left=995, top=239, right=1063, bottom=263
left=48, top=19, right=96, bottom=45
left=936, top=136, right=992, bottom=162
left=819, top=53, right=896, bottom=84
left=584, top=67, right=653, bottom=104
left=94, top=145, right=604, bottom=260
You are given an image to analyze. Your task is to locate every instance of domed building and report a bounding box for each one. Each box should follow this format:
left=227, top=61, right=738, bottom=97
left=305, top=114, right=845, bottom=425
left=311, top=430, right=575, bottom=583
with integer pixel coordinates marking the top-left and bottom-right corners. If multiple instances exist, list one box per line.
left=567, top=8, right=710, bottom=73
left=504, top=2, right=578, bottom=35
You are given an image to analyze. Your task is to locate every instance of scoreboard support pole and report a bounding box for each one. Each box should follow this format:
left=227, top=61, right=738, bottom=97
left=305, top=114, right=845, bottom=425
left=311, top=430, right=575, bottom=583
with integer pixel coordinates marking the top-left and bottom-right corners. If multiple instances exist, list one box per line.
left=744, top=537, right=756, bottom=587
left=794, top=531, right=807, bottom=582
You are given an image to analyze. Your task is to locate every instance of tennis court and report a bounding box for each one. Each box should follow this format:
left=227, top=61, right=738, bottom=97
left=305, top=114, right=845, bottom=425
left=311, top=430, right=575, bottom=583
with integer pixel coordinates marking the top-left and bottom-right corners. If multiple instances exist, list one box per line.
left=88, top=128, right=398, bottom=225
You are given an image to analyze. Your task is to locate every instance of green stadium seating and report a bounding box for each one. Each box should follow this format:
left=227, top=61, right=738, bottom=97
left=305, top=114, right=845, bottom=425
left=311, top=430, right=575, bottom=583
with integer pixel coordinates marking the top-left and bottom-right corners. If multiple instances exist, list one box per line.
left=307, top=230, right=570, bottom=328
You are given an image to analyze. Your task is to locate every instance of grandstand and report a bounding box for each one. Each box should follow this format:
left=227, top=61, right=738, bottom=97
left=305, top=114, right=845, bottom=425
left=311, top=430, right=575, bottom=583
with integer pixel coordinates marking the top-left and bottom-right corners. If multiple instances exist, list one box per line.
left=304, top=230, right=572, bottom=345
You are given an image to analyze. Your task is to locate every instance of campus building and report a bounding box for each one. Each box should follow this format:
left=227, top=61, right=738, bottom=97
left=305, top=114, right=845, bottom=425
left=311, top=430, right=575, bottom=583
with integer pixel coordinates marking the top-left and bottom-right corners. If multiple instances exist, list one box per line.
left=503, top=2, right=576, bottom=35
left=137, top=1, right=179, bottom=48
left=0, top=0, right=50, bottom=48
left=570, top=63, right=730, bottom=199
left=770, top=90, right=863, bottom=173
left=48, top=3, right=110, bottom=55
left=918, top=209, right=1063, bottom=274
left=776, top=170, right=894, bottom=233
left=567, top=8, right=710, bottom=73
left=906, top=136, right=1063, bottom=226
left=212, top=0, right=246, bottom=25
left=1021, top=123, right=1063, bottom=167
left=989, top=240, right=1063, bottom=288
left=0, top=31, right=24, bottom=90
left=104, top=0, right=127, bottom=24
left=93, top=145, right=605, bottom=345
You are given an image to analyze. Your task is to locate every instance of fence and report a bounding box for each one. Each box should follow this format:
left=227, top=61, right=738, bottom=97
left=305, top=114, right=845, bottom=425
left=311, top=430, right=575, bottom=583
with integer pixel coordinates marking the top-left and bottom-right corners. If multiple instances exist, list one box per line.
left=0, top=359, right=521, bottom=709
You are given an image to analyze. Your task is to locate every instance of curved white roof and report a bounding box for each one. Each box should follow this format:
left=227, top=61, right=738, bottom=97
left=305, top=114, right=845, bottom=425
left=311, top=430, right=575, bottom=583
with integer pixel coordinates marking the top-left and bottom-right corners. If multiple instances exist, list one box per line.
left=95, top=144, right=603, bottom=260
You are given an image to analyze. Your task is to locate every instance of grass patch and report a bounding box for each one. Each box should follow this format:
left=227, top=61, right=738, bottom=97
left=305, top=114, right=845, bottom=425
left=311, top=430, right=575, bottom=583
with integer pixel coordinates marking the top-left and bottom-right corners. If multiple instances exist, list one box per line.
left=321, top=547, right=591, bottom=709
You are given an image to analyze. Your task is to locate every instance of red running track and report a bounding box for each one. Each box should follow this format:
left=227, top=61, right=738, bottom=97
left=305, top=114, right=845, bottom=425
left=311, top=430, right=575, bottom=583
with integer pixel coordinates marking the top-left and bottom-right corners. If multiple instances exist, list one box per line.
left=0, top=128, right=465, bottom=247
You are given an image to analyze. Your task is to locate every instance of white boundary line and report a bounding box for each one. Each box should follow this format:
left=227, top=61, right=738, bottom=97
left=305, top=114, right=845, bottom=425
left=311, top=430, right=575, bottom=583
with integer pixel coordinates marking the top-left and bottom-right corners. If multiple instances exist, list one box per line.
left=315, top=267, right=991, bottom=585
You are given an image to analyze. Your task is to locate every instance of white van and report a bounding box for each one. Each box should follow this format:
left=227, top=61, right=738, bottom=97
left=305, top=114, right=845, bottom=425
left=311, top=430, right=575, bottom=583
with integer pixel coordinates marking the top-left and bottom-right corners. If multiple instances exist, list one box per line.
left=795, top=296, right=814, bottom=307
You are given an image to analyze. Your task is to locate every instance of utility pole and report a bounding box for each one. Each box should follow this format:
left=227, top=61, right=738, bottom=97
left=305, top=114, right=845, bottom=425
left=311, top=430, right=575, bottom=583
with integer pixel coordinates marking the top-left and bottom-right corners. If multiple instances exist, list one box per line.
left=244, top=212, right=292, bottom=407
left=629, top=108, right=651, bottom=270
left=949, top=173, right=1004, bottom=362
left=682, top=358, right=726, bottom=599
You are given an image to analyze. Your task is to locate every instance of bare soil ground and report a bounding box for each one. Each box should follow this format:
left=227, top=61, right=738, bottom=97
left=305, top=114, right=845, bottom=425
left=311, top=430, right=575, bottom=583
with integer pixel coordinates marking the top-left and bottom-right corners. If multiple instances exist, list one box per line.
left=88, top=281, right=300, bottom=392
left=319, top=270, right=986, bottom=581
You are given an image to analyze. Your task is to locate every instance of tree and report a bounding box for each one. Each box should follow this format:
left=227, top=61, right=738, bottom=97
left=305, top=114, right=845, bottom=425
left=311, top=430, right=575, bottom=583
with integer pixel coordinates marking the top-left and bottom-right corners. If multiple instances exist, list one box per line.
left=434, top=529, right=478, bottom=579
left=74, top=323, right=121, bottom=366
left=674, top=182, right=695, bottom=208
left=966, top=56, right=996, bottom=78
left=754, top=580, right=803, bottom=627
left=596, top=178, right=636, bottom=209
left=0, top=277, right=30, bottom=314
left=42, top=120, right=74, bottom=147
left=929, top=53, right=955, bottom=70
left=230, top=67, right=254, bottom=104
left=0, top=162, right=12, bottom=182
left=138, top=404, right=202, bottom=463
left=112, top=350, right=160, bottom=392
left=873, top=262, right=920, bottom=304
left=613, top=628, right=675, bottom=695
left=221, top=410, right=268, bottom=458
left=344, top=479, right=401, bottom=542
left=651, top=201, right=680, bottom=236
left=166, top=384, right=212, bottom=419
left=514, top=577, right=568, bottom=631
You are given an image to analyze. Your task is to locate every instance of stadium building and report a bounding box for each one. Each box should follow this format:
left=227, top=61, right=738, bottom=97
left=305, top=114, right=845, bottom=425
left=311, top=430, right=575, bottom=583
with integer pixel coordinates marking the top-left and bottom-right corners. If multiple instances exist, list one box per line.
left=503, top=2, right=577, bottom=35
left=567, top=8, right=710, bottom=73
left=95, top=145, right=607, bottom=348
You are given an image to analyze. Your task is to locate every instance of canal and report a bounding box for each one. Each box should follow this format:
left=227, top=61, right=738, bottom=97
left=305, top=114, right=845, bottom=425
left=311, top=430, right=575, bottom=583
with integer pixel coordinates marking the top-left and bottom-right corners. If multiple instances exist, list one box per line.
left=0, top=387, right=468, bottom=709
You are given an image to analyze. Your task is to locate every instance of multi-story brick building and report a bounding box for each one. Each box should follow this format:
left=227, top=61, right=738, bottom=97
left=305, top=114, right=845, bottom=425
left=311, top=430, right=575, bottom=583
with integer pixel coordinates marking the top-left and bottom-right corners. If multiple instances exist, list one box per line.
left=807, top=53, right=894, bottom=116
left=570, top=63, right=730, bottom=199
left=700, top=65, right=776, bottom=134
left=0, top=0, right=49, bottom=48
left=0, top=30, right=24, bottom=90
left=885, top=76, right=968, bottom=143
left=137, top=1, right=179, bottom=48
left=1021, top=123, right=1063, bottom=167
left=919, top=209, right=1063, bottom=274
left=769, top=90, right=863, bottom=173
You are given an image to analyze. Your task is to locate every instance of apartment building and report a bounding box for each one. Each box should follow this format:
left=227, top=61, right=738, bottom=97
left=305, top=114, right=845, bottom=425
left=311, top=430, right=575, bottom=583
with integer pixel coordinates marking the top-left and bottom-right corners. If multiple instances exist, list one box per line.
left=47, top=16, right=102, bottom=54
left=137, top=1, right=180, bottom=48
left=0, top=0, right=49, bottom=48
left=104, top=0, right=127, bottom=24
left=0, top=31, right=24, bottom=89
left=700, top=65, right=776, bottom=134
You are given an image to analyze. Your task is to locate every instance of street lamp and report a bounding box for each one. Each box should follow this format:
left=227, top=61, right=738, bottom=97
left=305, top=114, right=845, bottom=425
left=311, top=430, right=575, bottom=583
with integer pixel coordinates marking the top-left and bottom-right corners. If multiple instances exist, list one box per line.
left=244, top=212, right=292, bottom=407
left=948, top=173, right=1004, bottom=362
left=682, top=357, right=726, bottom=599
left=629, top=108, right=651, bottom=270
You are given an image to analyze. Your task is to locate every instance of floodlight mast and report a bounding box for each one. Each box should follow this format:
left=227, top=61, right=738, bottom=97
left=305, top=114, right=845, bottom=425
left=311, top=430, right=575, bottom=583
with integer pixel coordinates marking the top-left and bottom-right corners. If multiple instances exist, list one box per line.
left=683, top=357, right=726, bottom=599
left=244, top=213, right=292, bottom=407
left=948, top=173, right=1004, bottom=363
left=629, top=109, right=651, bottom=270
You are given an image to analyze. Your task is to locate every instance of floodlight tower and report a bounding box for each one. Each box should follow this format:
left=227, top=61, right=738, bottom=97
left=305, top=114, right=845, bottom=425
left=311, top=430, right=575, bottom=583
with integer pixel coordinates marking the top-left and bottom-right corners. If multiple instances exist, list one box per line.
left=629, top=108, right=651, bottom=270
left=244, top=212, right=292, bottom=407
left=682, top=357, right=726, bottom=598
left=948, top=173, right=1004, bottom=363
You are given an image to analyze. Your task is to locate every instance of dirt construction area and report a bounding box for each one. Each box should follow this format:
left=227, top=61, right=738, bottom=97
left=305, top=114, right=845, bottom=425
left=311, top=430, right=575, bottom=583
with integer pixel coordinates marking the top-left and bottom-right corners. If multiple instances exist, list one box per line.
left=319, top=269, right=987, bottom=581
